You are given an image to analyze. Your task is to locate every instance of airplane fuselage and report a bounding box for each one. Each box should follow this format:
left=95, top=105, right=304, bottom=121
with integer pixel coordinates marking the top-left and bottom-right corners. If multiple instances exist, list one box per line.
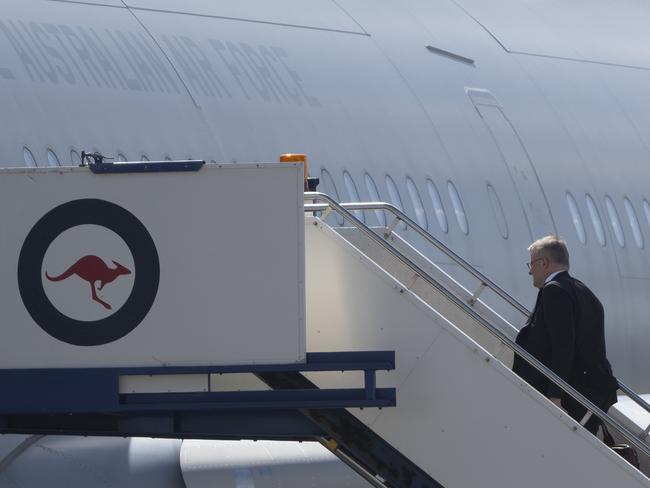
left=1, top=3, right=650, bottom=479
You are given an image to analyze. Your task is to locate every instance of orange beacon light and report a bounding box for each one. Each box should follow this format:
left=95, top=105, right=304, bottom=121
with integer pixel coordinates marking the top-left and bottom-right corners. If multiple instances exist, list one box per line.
left=280, top=153, right=309, bottom=191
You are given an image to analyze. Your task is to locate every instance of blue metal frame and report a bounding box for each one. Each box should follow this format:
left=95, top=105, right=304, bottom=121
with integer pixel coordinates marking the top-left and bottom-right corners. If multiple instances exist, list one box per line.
left=0, top=410, right=328, bottom=440
left=89, top=160, right=205, bottom=173
left=0, top=351, right=446, bottom=487
left=0, top=351, right=395, bottom=415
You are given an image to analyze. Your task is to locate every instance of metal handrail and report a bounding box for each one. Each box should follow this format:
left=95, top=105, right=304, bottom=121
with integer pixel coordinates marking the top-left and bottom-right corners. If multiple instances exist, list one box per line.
left=306, top=197, right=650, bottom=423
left=304, top=192, right=650, bottom=459
left=619, top=382, right=650, bottom=413
left=305, top=197, right=529, bottom=317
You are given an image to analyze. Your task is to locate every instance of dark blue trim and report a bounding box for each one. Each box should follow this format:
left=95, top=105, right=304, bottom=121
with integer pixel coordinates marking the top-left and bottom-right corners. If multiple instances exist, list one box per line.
left=119, top=388, right=395, bottom=412
left=89, top=160, right=205, bottom=173
left=0, top=350, right=423, bottom=485
left=0, top=351, right=395, bottom=415
left=364, top=370, right=376, bottom=401
left=0, top=351, right=394, bottom=377
left=0, top=410, right=326, bottom=440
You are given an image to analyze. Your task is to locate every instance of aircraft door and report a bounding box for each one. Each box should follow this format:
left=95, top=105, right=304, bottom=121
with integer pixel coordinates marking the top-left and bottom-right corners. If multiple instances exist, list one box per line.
left=467, top=89, right=556, bottom=240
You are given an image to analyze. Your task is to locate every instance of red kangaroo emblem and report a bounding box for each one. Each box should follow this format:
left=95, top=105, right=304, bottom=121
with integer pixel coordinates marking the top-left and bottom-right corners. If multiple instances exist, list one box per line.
left=45, top=255, right=132, bottom=310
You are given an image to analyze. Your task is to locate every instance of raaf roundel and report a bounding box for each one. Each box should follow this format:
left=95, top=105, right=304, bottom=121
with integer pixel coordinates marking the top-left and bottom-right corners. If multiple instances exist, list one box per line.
left=18, top=199, right=160, bottom=346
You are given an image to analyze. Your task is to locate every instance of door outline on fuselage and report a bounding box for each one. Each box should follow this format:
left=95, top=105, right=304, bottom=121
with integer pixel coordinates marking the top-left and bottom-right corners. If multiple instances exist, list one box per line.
left=466, top=88, right=557, bottom=241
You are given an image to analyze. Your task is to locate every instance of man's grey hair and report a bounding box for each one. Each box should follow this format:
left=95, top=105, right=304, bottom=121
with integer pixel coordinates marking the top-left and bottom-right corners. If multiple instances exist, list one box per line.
left=528, top=235, right=570, bottom=268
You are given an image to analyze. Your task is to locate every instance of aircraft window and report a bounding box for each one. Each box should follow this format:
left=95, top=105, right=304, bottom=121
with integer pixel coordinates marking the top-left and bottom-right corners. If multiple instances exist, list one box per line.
left=385, top=175, right=407, bottom=230
left=70, top=150, right=81, bottom=166
left=447, top=181, right=468, bottom=235
left=46, top=149, right=60, bottom=167
left=585, top=194, right=606, bottom=246
left=487, top=184, right=508, bottom=239
left=604, top=196, right=625, bottom=248
left=141, top=154, right=150, bottom=161
left=406, top=177, right=428, bottom=230
left=426, top=179, right=448, bottom=233
left=343, top=170, right=365, bottom=223
left=116, top=153, right=127, bottom=162
left=23, top=147, right=37, bottom=167
left=164, top=155, right=172, bottom=161
left=644, top=199, right=650, bottom=228
left=385, top=175, right=404, bottom=211
left=566, top=192, right=586, bottom=245
left=364, top=173, right=386, bottom=227
left=320, top=168, right=343, bottom=225
left=623, top=197, right=644, bottom=249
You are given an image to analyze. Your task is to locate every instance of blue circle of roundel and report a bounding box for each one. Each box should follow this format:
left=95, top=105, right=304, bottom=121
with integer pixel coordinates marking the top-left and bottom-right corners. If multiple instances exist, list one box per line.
left=17, top=199, right=160, bottom=346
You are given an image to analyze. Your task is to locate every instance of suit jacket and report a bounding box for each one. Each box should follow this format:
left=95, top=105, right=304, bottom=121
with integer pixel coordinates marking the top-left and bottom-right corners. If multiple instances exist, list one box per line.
left=513, top=271, right=618, bottom=413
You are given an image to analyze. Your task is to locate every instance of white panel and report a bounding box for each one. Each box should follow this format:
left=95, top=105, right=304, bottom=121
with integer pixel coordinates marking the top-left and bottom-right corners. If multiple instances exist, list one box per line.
left=208, top=373, right=269, bottom=392
left=126, top=0, right=364, bottom=33
left=456, top=0, right=650, bottom=69
left=0, top=163, right=305, bottom=367
left=335, top=226, right=518, bottom=374
left=119, top=374, right=208, bottom=393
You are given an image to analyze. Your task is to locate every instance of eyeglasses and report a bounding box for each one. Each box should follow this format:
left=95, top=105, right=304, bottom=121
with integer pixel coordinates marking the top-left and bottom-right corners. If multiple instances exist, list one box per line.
left=526, top=257, right=544, bottom=270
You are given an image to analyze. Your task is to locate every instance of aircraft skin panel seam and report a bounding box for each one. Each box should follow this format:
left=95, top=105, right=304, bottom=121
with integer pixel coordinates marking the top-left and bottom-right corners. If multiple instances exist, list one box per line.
left=495, top=108, right=558, bottom=235
left=449, top=0, right=650, bottom=72
left=47, top=0, right=126, bottom=9
left=127, top=8, right=369, bottom=37
left=118, top=0, right=199, bottom=108
left=328, top=0, right=370, bottom=36
left=447, top=0, right=509, bottom=52
left=469, top=99, right=536, bottom=241
left=510, top=50, right=650, bottom=72
left=357, top=38, right=458, bottom=176
left=48, top=0, right=370, bottom=37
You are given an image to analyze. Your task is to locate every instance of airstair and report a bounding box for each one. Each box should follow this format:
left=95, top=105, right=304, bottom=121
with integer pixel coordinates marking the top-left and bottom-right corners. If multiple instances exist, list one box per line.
left=2, top=161, right=650, bottom=487
left=301, top=192, right=650, bottom=487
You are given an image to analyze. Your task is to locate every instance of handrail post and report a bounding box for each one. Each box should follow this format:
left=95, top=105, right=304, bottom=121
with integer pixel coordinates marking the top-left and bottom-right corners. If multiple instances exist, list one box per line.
left=320, top=206, right=333, bottom=221
left=642, top=423, right=650, bottom=439
left=468, top=282, right=487, bottom=306
left=384, top=217, right=400, bottom=238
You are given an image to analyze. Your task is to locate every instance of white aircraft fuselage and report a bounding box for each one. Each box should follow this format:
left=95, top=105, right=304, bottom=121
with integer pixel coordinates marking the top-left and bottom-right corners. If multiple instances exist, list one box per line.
left=1, top=0, right=650, bottom=485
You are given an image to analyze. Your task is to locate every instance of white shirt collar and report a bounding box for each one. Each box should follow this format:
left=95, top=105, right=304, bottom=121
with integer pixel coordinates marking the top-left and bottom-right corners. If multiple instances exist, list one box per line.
left=545, top=270, right=563, bottom=284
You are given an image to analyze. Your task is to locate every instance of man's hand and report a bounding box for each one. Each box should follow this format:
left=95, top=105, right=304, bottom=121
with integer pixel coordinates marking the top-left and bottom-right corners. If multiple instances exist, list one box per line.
left=550, top=397, right=563, bottom=409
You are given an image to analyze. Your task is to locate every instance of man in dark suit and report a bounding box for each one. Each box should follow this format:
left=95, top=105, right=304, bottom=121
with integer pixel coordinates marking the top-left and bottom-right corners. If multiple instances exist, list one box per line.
left=513, top=235, right=618, bottom=434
